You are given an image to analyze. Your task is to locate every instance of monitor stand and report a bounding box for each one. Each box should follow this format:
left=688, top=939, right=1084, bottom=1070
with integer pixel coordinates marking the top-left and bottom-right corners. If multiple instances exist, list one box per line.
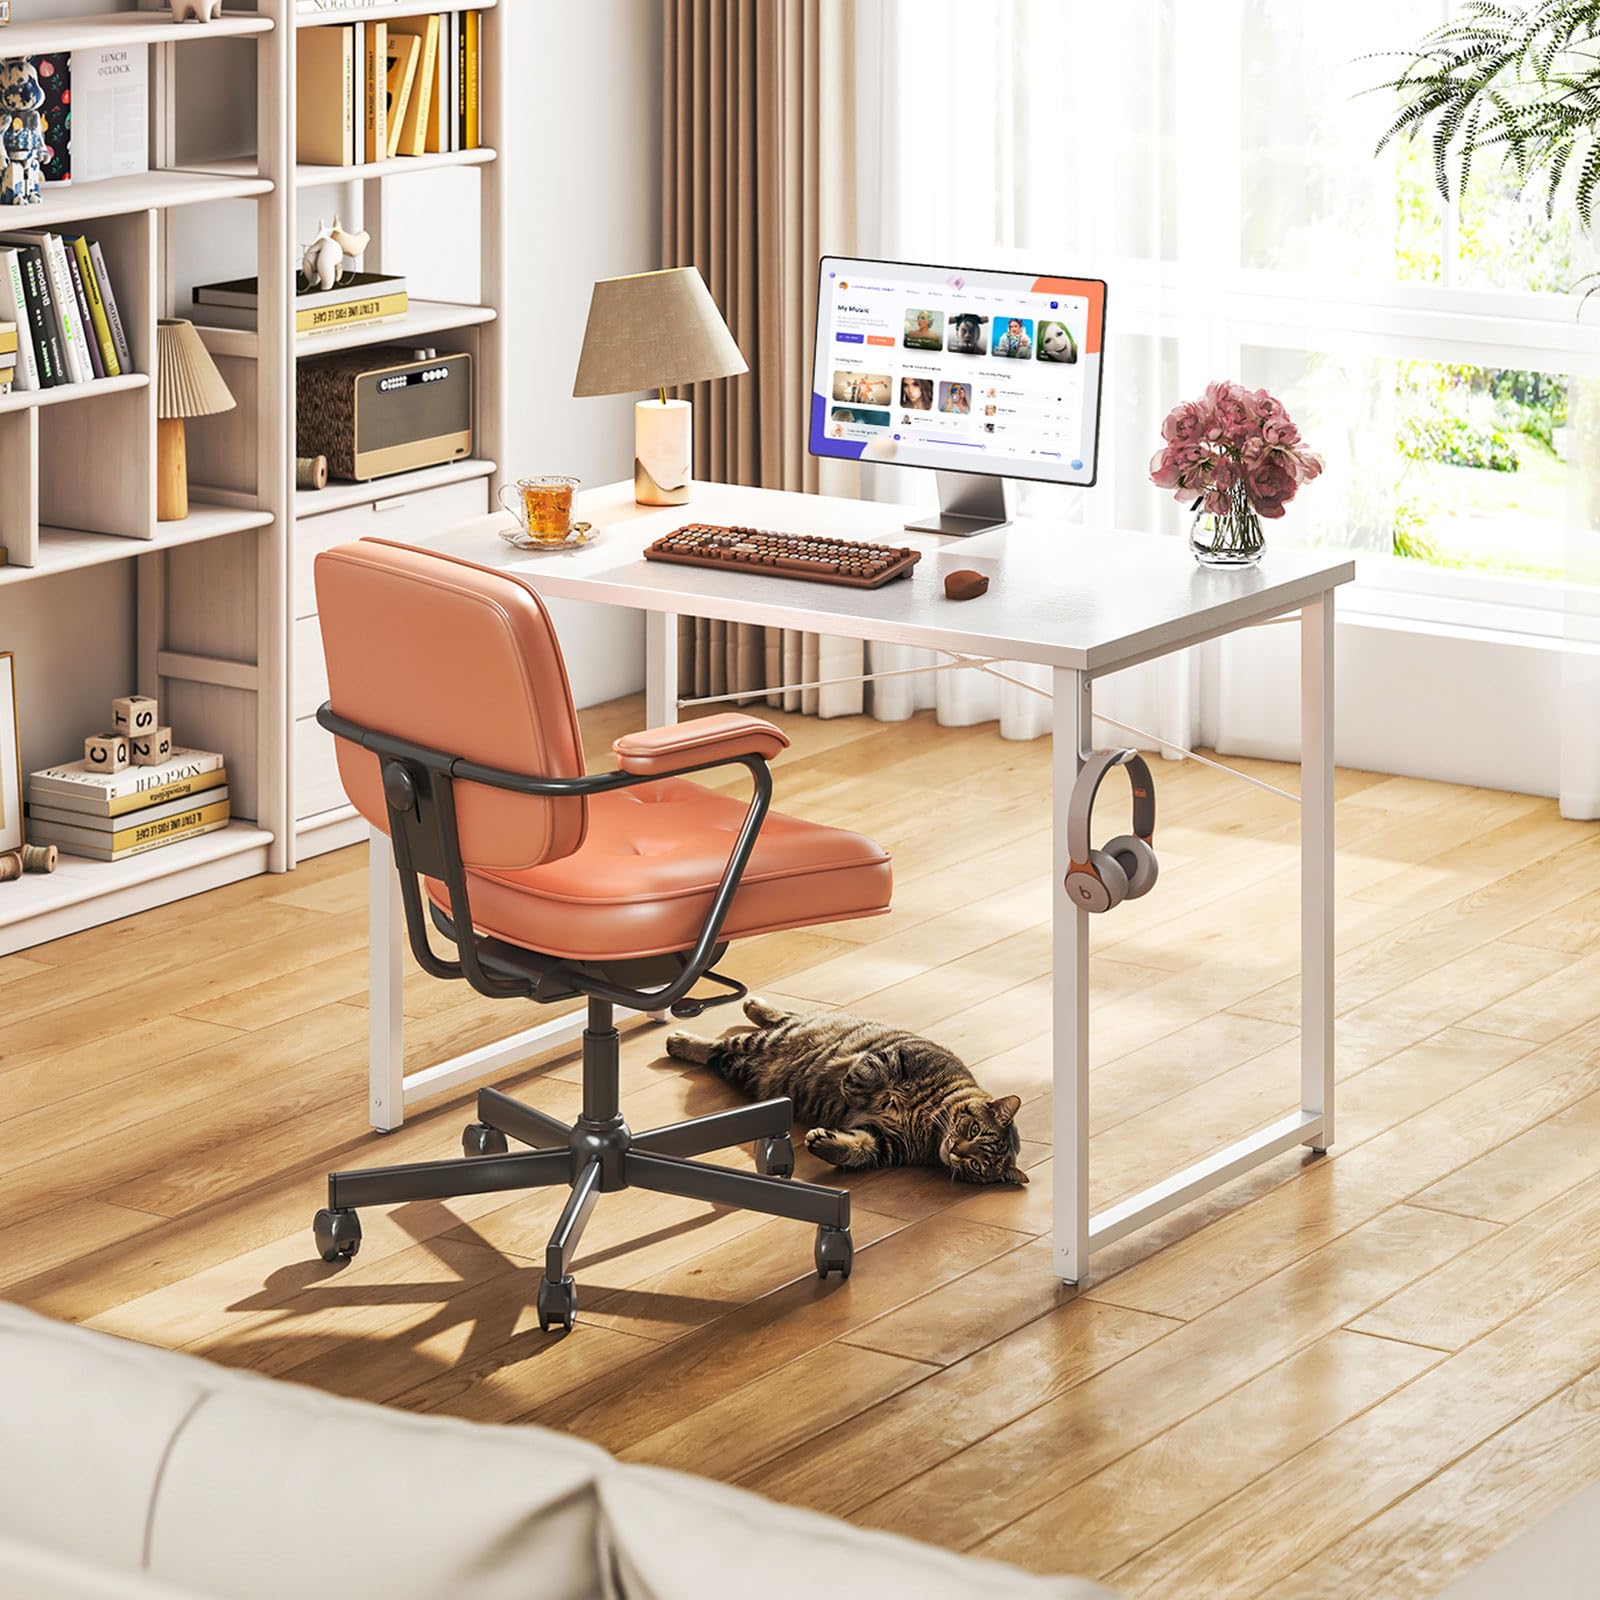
left=905, top=471, right=1011, bottom=538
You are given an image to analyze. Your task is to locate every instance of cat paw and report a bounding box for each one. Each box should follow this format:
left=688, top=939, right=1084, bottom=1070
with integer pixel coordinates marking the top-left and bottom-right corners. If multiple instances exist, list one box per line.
left=805, top=1127, right=855, bottom=1167
left=664, top=1031, right=712, bottom=1064
left=743, top=996, right=788, bottom=1027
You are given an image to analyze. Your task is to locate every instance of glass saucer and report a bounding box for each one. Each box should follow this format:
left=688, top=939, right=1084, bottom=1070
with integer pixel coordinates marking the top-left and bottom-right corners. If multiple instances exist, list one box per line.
left=498, top=521, right=594, bottom=553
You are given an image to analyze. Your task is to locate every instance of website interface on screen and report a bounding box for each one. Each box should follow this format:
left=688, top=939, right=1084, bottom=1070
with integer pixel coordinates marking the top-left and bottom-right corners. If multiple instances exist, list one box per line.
left=809, top=257, right=1106, bottom=486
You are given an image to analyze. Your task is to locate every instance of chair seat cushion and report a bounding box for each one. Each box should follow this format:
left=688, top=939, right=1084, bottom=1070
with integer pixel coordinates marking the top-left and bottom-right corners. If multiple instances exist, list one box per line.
left=425, top=776, right=891, bottom=962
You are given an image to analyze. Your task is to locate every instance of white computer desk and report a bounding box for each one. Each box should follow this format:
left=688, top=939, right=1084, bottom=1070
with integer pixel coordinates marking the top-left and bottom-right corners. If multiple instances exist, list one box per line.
left=366, top=478, right=1354, bottom=1284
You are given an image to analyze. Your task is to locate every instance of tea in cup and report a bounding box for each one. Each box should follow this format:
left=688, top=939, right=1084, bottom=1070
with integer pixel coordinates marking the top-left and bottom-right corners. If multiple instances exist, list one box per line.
left=500, top=475, right=581, bottom=542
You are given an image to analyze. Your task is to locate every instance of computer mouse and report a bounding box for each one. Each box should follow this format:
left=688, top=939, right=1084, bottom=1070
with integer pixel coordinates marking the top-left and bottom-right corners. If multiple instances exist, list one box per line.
left=944, top=570, right=989, bottom=601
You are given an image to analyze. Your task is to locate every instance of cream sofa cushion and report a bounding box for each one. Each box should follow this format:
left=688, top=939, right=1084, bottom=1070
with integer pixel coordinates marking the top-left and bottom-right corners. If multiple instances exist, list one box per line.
left=0, top=1311, right=208, bottom=1571
left=598, top=1464, right=1106, bottom=1599
left=148, top=1376, right=608, bottom=1600
left=0, top=1534, right=201, bottom=1600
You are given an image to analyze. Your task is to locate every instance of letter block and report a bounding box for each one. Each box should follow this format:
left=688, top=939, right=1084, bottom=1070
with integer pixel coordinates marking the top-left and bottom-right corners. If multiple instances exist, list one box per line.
left=85, top=732, right=131, bottom=772
left=130, top=726, right=175, bottom=767
left=112, top=695, right=160, bottom=737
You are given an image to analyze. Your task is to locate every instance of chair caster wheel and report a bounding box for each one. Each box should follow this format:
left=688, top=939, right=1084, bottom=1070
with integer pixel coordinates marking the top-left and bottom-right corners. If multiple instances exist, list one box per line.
left=462, top=1122, right=509, bottom=1158
left=537, top=1274, right=577, bottom=1332
left=815, top=1224, right=853, bottom=1280
left=755, top=1133, right=794, bottom=1179
left=314, top=1207, right=361, bottom=1263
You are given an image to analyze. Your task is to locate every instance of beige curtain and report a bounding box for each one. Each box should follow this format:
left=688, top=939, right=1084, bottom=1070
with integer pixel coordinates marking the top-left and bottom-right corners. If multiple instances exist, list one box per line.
left=662, top=0, right=865, bottom=716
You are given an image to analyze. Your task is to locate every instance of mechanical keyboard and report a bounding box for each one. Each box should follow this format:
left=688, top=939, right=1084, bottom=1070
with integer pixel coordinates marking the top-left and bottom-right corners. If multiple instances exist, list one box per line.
left=644, top=523, right=922, bottom=589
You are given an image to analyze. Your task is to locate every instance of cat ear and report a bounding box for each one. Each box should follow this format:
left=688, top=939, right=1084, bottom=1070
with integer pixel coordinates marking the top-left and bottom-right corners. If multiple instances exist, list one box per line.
left=989, top=1095, right=1022, bottom=1127
left=1004, top=1163, right=1029, bottom=1186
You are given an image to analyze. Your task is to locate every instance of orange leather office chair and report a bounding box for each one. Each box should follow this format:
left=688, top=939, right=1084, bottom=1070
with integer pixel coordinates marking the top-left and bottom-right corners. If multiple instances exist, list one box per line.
left=309, top=539, right=892, bottom=1329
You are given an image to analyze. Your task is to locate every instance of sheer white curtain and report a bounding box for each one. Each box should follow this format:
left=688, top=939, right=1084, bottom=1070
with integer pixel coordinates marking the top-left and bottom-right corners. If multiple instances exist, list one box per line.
left=850, top=0, right=1195, bottom=747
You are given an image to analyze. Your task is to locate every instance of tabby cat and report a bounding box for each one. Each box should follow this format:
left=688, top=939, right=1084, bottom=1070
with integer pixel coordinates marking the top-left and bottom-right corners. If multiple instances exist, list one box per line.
left=666, top=998, right=1028, bottom=1185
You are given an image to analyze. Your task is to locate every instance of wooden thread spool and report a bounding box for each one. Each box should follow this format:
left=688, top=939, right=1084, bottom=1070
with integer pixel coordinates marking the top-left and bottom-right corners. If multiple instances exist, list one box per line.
left=297, top=455, right=329, bottom=491
left=21, top=843, right=58, bottom=875
left=0, top=852, right=21, bottom=883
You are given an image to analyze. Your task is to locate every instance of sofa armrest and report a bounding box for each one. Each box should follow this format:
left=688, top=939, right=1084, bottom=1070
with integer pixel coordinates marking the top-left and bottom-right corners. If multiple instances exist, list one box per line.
left=613, top=712, right=790, bottom=777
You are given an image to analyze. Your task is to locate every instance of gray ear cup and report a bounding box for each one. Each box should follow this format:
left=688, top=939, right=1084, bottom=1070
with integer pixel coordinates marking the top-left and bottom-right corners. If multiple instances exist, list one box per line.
left=1065, top=847, right=1128, bottom=914
left=1104, top=835, right=1159, bottom=900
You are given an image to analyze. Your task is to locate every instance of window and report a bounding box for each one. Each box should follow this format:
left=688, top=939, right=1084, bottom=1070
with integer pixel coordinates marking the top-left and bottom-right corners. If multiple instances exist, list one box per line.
left=870, top=0, right=1600, bottom=624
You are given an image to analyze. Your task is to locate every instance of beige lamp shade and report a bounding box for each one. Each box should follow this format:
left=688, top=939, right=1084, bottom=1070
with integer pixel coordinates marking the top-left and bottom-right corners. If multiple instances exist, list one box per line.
left=156, top=319, right=236, bottom=420
left=572, top=267, right=747, bottom=397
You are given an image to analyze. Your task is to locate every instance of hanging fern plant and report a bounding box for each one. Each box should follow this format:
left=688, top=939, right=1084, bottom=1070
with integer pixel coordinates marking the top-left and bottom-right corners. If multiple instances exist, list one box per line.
left=1373, top=1, right=1600, bottom=237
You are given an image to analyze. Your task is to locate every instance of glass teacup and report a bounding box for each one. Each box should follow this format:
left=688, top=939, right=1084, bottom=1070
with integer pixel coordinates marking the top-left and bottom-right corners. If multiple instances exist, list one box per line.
left=500, top=475, right=581, bottom=543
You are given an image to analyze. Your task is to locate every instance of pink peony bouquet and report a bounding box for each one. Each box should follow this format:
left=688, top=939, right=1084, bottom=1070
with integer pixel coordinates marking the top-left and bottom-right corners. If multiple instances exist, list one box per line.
left=1149, top=382, right=1323, bottom=520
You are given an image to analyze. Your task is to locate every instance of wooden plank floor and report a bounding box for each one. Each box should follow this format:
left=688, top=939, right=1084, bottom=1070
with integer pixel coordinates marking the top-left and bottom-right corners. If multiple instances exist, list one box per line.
left=5, top=695, right=1600, bottom=1598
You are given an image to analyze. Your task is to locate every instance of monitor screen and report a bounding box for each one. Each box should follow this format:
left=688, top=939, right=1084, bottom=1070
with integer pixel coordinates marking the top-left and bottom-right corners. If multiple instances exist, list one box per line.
left=808, top=256, right=1107, bottom=488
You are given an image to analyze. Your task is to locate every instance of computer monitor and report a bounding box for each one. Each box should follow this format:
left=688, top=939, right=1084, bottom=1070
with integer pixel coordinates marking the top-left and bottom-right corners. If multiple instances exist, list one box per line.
left=808, top=255, right=1107, bottom=535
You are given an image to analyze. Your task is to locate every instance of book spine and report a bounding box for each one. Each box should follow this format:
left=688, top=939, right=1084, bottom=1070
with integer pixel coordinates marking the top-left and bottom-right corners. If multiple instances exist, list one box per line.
left=29, top=813, right=231, bottom=862
left=366, top=21, right=387, bottom=164
left=90, top=241, right=132, bottom=373
left=70, top=236, right=121, bottom=378
left=28, top=786, right=230, bottom=833
left=21, top=248, right=62, bottom=388
left=403, top=18, right=438, bottom=158
left=343, top=25, right=356, bottom=165
left=40, top=235, right=91, bottom=382
left=465, top=12, right=480, bottom=150
left=29, top=769, right=228, bottom=819
left=62, top=238, right=106, bottom=381
left=455, top=13, right=465, bottom=151
left=0, top=249, right=40, bottom=391
left=297, top=291, right=408, bottom=333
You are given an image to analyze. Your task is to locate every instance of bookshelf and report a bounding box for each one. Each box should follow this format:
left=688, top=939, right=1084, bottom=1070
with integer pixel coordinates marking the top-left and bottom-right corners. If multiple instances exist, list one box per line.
left=0, top=0, right=506, bottom=956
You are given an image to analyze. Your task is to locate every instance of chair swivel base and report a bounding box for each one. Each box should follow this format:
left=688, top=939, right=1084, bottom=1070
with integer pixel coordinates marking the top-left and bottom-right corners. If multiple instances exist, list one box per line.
left=311, top=1006, right=852, bottom=1331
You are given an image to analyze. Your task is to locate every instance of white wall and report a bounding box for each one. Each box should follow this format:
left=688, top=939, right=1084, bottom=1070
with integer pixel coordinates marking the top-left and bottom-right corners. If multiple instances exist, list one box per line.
left=385, top=0, right=661, bottom=710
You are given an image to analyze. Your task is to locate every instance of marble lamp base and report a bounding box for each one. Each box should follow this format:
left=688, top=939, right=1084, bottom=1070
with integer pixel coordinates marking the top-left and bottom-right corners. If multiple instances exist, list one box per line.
left=635, top=397, right=693, bottom=506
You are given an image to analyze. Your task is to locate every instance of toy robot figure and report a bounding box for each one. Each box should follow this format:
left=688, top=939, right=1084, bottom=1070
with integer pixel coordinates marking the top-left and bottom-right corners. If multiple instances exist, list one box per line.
left=0, top=59, right=47, bottom=207
left=170, top=0, right=225, bottom=19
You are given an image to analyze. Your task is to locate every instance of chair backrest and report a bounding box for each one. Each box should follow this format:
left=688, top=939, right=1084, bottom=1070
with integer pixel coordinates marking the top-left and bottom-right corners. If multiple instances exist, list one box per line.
left=315, top=538, right=587, bottom=873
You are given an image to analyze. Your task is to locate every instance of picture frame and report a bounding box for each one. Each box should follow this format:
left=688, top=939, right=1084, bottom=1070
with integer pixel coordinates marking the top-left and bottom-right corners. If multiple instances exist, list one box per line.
left=0, top=652, right=21, bottom=857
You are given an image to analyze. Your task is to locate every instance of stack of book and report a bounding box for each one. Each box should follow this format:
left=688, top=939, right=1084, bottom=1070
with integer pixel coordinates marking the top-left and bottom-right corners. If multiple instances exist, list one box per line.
left=193, top=270, right=408, bottom=337
left=0, top=320, right=15, bottom=396
left=296, top=10, right=483, bottom=168
left=0, top=231, right=130, bottom=392
left=26, top=749, right=231, bottom=863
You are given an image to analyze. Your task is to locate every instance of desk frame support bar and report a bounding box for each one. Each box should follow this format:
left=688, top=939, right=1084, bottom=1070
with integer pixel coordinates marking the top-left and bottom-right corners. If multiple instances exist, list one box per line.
left=1301, top=591, right=1336, bottom=1151
left=1052, top=667, right=1092, bottom=1284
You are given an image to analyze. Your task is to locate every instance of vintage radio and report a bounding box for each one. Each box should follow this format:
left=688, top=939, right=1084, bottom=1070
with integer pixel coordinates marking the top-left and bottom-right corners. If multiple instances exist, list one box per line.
left=297, top=346, right=474, bottom=482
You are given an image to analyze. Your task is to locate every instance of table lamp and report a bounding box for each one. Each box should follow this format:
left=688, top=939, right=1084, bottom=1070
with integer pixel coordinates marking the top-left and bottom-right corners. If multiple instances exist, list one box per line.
left=156, top=318, right=236, bottom=522
left=573, top=267, right=747, bottom=506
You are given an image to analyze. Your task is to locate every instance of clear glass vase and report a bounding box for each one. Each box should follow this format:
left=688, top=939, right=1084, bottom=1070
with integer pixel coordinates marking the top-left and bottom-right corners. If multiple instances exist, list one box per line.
left=1189, top=483, right=1265, bottom=567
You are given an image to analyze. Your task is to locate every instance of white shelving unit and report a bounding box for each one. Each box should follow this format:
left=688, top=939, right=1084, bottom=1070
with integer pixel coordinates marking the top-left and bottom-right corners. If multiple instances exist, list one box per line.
left=0, top=0, right=505, bottom=954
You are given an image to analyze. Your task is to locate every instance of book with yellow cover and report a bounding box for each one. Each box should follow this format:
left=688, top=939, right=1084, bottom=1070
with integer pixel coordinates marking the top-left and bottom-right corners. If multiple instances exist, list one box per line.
left=385, top=32, right=421, bottom=161
left=0, top=321, right=15, bottom=358
left=365, top=20, right=387, bottom=163
left=28, top=748, right=226, bottom=817
left=67, top=235, right=120, bottom=377
left=464, top=11, right=481, bottom=150
left=297, top=25, right=355, bottom=167
left=27, top=797, right=232, bottom=861
left=299, top=292, right=407, bottom=334
left=387, top=15, right=438, bottom=159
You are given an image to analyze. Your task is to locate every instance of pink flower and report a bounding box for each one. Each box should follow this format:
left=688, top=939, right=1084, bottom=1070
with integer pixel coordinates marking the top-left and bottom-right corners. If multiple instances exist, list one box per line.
left=1205, top=380, right=1257, bottom=441
left=1161, top=399, right=1209, bottom=447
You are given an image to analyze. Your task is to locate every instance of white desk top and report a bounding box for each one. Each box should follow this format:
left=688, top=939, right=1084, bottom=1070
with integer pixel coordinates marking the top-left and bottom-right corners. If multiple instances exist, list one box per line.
left=427, top=480, right=1354, bottom=676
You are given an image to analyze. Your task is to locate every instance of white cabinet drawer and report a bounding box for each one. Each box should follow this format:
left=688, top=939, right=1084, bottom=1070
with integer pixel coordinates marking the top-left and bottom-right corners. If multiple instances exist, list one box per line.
left=293, top=615, right=328, bottom=721
left=293, top=478, right=490, bottom=619
left=294, top=712, right=347, bottom=820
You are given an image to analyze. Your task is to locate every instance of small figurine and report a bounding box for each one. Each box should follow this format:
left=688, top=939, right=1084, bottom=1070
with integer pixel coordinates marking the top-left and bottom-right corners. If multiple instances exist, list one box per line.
left=0, top=59, right=48, bottom=207
left=300, top=216, right=372, bottom=293
left=170, top=0, right=225, bottom=21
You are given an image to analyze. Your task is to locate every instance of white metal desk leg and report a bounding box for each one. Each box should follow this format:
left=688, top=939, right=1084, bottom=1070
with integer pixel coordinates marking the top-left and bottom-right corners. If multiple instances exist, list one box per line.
left=646, top=610, right=679, bottom=729
left=369, top=826, right=406, bottom=1133
left=1301, top=592, right=1335, bottom=1152
left=1052, top=668, right=1092, bottom=1283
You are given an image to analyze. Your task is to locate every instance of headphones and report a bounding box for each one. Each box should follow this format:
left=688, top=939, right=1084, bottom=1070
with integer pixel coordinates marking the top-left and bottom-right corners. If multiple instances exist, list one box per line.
left=1064, top=749, right=1159, bottom=913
